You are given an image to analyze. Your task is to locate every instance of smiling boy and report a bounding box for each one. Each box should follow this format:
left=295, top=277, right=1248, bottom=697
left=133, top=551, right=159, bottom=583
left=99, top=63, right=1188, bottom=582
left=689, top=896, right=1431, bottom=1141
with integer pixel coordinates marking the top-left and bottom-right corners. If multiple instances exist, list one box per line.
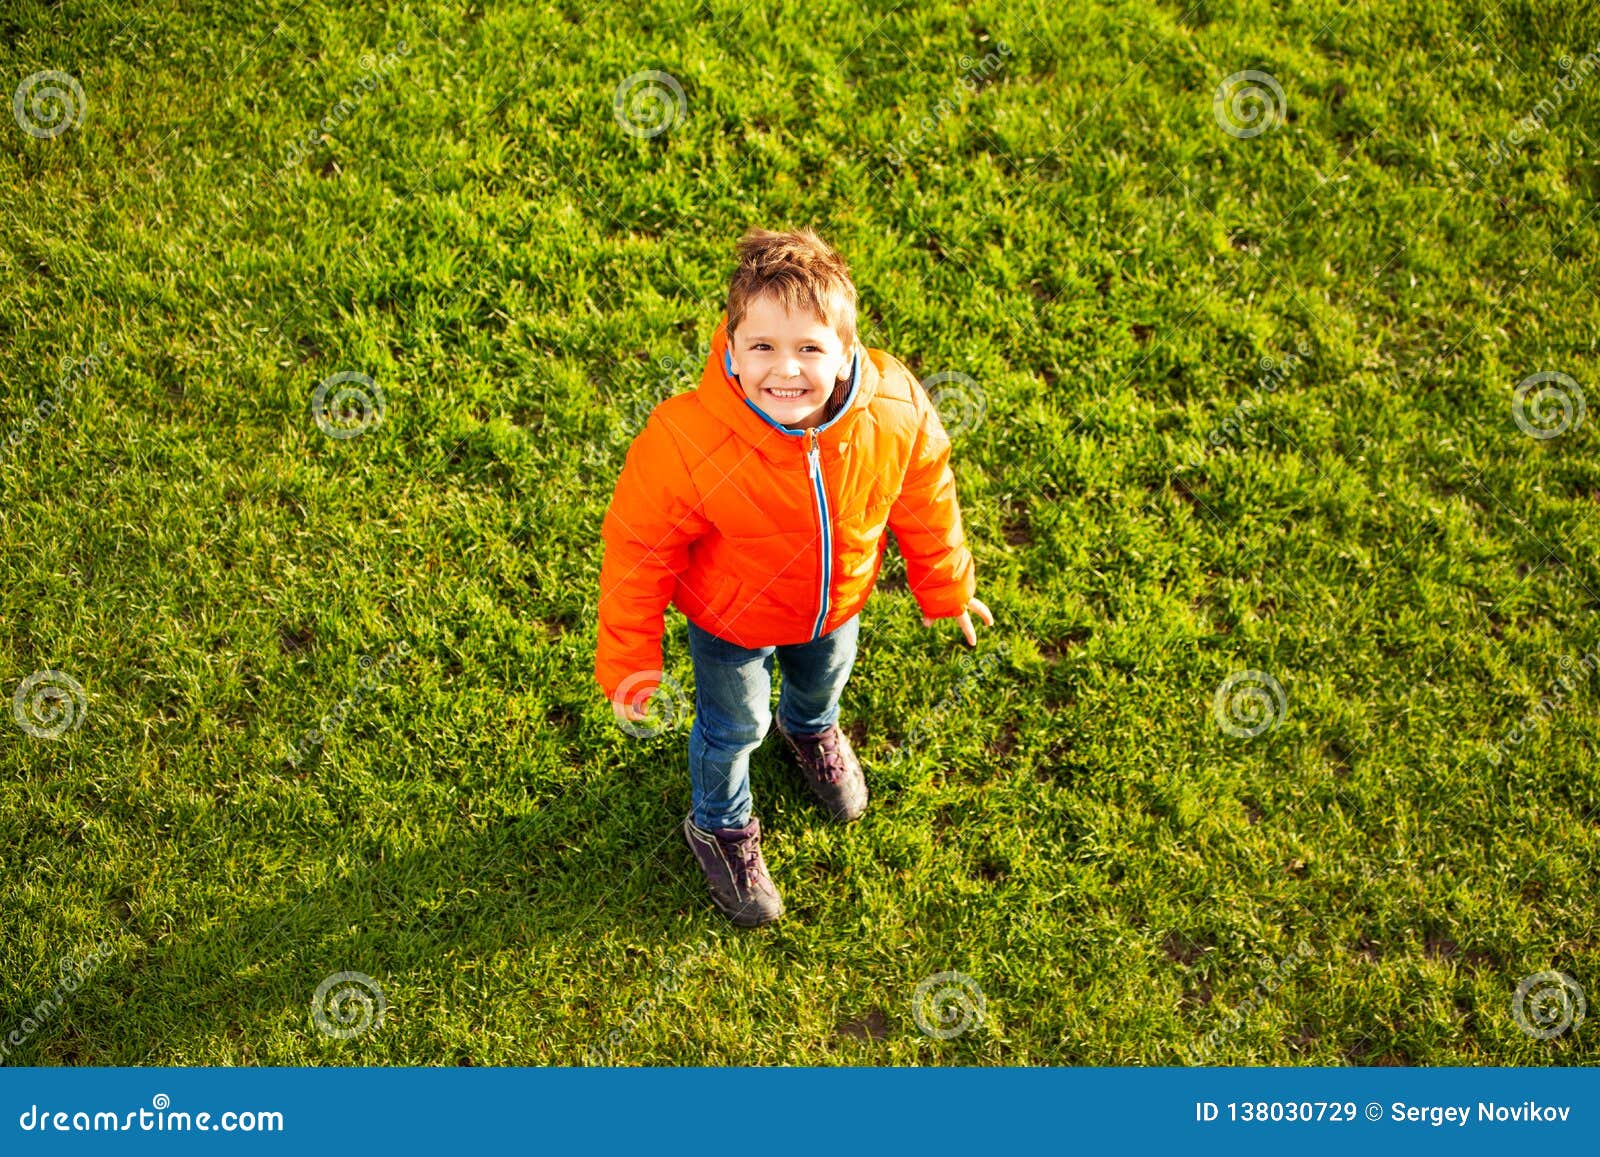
left=595, top=226, right=992, bottom=926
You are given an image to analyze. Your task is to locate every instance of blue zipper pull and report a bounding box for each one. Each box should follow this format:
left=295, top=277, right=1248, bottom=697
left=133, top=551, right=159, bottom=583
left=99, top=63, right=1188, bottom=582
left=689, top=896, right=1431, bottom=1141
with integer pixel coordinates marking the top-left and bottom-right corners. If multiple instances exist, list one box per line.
left=807, top=428, right=820, bottom=478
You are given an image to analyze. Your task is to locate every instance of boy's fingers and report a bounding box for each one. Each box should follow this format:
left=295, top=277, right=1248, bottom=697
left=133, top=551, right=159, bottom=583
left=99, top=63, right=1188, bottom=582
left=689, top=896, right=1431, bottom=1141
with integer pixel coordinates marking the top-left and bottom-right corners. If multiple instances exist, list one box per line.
left=960, top=613, right=976, bottom=647
left=972, top=598, right=994, bottom=626
left=612, top=695, right=651, bottom=722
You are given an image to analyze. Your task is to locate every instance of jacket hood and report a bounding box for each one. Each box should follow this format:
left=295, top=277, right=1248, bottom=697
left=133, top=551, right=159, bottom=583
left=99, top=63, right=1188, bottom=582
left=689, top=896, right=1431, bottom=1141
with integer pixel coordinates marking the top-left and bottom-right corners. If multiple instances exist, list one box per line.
left=697, top=315, right=878, bottom=461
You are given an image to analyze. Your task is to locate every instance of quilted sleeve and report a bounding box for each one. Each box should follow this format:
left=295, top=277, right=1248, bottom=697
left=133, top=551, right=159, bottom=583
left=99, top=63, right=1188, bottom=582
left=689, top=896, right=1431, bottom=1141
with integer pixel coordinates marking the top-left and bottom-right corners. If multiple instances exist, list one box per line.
left=886, top=379, right=977, bottom=619
left=594, top=412, right=708, bottom=705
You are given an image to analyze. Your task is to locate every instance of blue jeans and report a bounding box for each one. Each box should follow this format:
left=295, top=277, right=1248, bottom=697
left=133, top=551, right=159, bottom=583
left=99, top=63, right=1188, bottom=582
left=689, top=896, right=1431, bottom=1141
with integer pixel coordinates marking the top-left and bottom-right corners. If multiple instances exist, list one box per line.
left=685, top=614, right=860, bottom=830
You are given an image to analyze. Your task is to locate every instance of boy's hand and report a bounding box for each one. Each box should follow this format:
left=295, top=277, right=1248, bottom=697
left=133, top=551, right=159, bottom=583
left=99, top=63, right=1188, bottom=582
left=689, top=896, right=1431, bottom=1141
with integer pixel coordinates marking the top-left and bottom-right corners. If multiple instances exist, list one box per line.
left=921, top=596, right=995, bottom=647
left=612, top=694, right=652, bottom=724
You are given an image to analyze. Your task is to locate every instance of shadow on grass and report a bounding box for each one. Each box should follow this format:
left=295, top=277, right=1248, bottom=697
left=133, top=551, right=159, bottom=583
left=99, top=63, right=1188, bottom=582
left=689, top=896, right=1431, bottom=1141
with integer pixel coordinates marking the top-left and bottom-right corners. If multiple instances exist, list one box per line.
left=14, top=731, right=836, bottom=1065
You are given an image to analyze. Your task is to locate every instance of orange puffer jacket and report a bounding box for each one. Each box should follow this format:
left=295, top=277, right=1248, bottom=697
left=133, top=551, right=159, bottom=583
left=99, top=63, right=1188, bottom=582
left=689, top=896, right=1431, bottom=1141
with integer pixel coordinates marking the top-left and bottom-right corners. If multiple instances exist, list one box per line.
left=594, top=316, right=976, bottom=704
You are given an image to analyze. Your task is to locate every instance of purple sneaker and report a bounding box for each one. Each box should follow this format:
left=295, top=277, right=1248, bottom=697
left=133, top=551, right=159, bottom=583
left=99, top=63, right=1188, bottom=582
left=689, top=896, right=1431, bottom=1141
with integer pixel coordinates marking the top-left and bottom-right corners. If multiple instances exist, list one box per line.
left=682, top=814, right=784, bottom=927
left=775, top=721, right=868, bottom=822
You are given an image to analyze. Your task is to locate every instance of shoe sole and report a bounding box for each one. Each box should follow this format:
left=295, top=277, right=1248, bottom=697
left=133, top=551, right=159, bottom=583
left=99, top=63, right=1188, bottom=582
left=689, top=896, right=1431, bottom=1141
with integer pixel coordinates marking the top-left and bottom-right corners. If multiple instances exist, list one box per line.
left=827, top=793, right=868, bottom=823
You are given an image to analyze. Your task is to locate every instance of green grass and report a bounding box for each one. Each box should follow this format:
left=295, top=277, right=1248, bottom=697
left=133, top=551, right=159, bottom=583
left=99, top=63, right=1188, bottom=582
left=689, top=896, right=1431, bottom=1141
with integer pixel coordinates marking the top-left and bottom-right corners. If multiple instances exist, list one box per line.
left=3, top=0, right=1599, bottom=1065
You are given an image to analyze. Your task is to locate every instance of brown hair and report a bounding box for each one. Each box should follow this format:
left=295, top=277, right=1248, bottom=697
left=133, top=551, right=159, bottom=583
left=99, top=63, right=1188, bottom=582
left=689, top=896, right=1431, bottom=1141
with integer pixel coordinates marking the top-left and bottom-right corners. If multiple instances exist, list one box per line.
left=726, top=227, right=857, bottom=353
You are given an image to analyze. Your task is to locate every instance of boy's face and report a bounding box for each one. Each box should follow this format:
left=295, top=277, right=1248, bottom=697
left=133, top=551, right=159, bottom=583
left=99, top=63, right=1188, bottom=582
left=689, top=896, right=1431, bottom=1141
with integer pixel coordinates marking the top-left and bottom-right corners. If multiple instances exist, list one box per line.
left=727, top=293, right=852, bottom=430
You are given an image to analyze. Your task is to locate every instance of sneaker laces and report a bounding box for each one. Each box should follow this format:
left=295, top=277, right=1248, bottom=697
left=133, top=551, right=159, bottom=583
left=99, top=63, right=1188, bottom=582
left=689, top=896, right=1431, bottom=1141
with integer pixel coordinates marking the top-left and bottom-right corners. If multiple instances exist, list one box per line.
left=793, top=727, right=847, bottom=783
left=732, top=832, right=768, bottom=886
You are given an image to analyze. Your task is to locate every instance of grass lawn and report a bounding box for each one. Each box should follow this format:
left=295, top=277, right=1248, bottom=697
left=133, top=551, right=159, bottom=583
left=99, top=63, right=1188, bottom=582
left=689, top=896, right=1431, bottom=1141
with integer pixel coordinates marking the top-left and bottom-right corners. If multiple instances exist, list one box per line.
left=2, top=0, right=1598, bottom=1065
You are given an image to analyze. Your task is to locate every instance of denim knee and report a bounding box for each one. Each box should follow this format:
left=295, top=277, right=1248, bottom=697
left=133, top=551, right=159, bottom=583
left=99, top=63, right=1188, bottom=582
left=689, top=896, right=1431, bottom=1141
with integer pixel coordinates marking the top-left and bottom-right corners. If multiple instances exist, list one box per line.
left=695, top=696, right=771, bottom=750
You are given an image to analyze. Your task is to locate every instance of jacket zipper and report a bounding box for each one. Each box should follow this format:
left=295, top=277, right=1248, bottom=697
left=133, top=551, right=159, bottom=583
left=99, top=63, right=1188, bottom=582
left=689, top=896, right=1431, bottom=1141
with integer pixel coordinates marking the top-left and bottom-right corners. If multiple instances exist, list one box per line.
left=805, top=427, right=831, bottom=640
